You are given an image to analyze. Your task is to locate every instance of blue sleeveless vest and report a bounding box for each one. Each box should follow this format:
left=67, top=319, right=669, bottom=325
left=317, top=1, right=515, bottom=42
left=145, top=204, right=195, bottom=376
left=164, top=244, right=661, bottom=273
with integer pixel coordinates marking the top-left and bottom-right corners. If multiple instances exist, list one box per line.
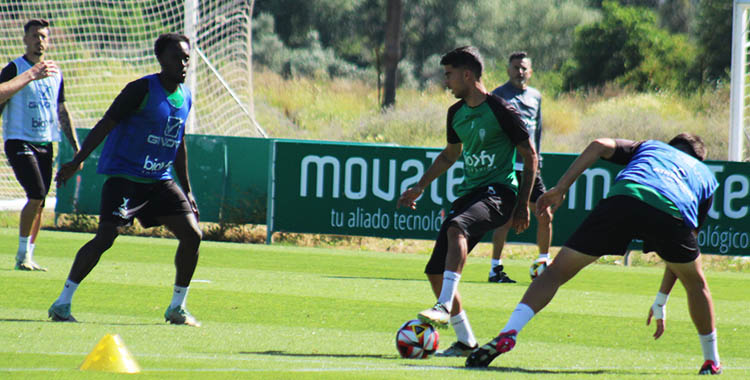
left=615, top=140, right=718, bottom=229
left=97, top=74, right=191, bottom=180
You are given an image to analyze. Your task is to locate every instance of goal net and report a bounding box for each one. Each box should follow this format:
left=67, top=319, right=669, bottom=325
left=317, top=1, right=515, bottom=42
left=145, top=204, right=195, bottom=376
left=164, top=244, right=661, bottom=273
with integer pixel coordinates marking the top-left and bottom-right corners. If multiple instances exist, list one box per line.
left=731, top=0, right=750, bottom=162
left=0, top=0, right=263, bottom=201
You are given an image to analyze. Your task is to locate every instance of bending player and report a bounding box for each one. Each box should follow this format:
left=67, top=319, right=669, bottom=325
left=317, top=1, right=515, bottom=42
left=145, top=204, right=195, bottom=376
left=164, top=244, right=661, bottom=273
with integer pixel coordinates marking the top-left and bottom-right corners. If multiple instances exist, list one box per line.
left=466, top=133, right=722, bottom=375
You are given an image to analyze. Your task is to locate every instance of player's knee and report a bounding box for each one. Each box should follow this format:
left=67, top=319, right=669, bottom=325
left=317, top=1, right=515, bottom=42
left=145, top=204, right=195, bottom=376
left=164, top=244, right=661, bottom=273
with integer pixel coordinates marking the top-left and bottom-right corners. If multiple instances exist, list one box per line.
left=446, top=225, right=465, bottom=240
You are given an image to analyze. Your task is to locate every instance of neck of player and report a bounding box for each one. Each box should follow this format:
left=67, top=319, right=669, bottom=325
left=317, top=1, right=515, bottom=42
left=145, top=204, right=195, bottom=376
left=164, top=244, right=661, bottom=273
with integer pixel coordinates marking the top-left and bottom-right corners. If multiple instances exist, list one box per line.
left=158, top=73, right=179, bottom=93
left=464, top=82, right=488, bottom=107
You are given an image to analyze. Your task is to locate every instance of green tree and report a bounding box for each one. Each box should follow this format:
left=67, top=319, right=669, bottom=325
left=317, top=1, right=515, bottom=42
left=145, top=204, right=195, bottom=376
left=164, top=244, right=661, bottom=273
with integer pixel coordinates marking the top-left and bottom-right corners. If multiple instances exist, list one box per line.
left=694, top=0, right=732, bottom=83
left=563, top=1, right=697, bottom=91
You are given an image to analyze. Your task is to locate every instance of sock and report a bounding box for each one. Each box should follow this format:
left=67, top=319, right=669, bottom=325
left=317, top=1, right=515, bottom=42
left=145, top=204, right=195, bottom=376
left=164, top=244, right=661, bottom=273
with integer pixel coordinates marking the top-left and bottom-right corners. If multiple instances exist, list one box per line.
left=56, top=279, right=79, bottom=305
left=16, top=236, right=30, bottom=261
left=699, top=330, right=720, bottom=365
left=502, top=303, right=536, bottom=334
left=28, top=243, right=36, bottom=260
left=170, top=285, right=189, bottom=309
left=437, top=271, right=461, bottom=311
left=451, top=310, right=477, bottom=347
left=538, top=253, right=549, bottom=260
left=490, top=259, right=502, bottom=275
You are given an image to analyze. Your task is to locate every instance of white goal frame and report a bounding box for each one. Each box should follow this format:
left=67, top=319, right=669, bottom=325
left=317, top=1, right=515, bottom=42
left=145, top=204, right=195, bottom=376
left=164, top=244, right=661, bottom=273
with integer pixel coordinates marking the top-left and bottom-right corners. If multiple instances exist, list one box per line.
left=730, top=0, right=750, bottom=161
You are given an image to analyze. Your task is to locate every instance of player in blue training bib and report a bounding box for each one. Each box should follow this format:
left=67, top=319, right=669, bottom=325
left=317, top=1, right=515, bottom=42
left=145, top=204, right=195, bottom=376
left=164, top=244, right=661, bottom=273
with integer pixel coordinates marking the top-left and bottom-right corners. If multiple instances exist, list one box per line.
left=49, top=33, right=203, bottom=327
left=467, top=133, right=722, bottom=376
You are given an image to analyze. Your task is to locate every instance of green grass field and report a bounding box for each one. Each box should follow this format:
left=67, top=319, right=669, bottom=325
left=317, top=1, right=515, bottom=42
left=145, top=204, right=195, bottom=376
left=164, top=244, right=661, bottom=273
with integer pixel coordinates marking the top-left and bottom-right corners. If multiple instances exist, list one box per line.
left=1, top=227, right=749, bottom=379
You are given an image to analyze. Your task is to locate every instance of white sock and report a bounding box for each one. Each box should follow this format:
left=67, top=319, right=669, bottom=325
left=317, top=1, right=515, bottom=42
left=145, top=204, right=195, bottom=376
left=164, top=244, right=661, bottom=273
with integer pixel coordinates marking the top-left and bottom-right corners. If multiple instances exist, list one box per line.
left=28, top=243, right=36, bottom=260
left=170, top=285, right=189, bottom=309
left=451, top=310, right=477, bottom=347
left=437, top=271, right=461, bottom=311
left=538, top=253, right=549, bottom=260
left=16, top=236, right=30, bottom=261
left=699, top=330, right=720, bottom=365
left=490, top=259, right=502, bottom=275
left=502, top=303, right=536, bottom=334
left=56, top=279, right=79, bottom=305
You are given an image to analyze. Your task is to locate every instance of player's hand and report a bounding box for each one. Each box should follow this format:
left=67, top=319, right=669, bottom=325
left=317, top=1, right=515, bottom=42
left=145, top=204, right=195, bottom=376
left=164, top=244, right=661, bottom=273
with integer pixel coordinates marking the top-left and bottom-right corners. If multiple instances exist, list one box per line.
left=511, top=204, right=530, bottom=233
left=28, top=60, right=58, bottom=81
left=397, top=185, right=424, bottom=210
left=536, top=186, right=565, bottom=216
left=55, top=160, right=82, bottom=187
left=186, top=191, right=200, bottom=219
left=647, top=304, right=666, bottom=339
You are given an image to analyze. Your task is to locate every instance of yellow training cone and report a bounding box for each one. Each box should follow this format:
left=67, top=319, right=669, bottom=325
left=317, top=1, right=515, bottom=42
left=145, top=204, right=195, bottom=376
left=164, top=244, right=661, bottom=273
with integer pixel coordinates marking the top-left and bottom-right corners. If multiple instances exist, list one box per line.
left=79, top=334, right=141, bottom=373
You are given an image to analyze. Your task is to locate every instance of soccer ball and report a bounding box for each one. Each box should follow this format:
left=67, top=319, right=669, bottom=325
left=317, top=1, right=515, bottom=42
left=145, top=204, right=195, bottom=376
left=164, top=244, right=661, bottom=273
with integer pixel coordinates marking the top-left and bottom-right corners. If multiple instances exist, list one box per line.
left=395, top=319, right=439, bottom=359
left=529, top=258, right=549, bottom=280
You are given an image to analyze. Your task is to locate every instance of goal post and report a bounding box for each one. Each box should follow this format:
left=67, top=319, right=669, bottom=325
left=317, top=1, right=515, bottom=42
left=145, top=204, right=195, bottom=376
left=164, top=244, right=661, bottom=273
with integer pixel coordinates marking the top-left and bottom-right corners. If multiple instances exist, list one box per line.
left=730, top=0, right=750, bottom=161
left=0, top=0, right=265, bottom=201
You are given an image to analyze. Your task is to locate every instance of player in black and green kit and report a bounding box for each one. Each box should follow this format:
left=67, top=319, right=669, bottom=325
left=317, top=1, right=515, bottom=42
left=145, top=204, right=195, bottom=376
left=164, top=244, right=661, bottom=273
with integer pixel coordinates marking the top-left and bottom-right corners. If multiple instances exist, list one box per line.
left=398, top=46, right=537, bottom=357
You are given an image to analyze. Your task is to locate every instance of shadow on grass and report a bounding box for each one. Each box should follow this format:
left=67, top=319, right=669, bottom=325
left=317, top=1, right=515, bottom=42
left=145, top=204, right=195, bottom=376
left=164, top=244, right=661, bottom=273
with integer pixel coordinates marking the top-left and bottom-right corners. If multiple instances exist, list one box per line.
left=239, top=350, right=398, bottom=360
left=324, top=275, right=520, bottom=286
left=408, top=364, right=655, bottom=376
left=0, top=318, right=164, bottom=326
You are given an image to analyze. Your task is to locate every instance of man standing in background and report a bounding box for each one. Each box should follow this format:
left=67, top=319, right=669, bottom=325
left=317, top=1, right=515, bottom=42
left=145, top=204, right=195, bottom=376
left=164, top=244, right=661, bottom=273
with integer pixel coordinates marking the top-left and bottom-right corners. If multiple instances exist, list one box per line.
left=0, top=19, right=80, bottom=271
left=488, top=52, right=552, bottom=283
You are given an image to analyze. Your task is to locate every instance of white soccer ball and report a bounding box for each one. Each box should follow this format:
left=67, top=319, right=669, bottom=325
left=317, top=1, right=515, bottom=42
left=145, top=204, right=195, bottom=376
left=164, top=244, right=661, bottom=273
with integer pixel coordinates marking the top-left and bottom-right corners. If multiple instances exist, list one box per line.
left=395, top=319, right=439, bottom=359
left=529, top=258, right=549, bottom=280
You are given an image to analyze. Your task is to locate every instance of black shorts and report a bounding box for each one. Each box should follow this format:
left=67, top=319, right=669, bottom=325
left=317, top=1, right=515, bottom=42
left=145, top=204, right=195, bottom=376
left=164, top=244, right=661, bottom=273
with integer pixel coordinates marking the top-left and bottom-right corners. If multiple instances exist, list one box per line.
left=564, top=195, right=700, bottom=263
left=100, top=177, right=192, bottom=228
left=4, top=139, right=53, bottom=201
left=515, top=170, right=546, bottom=203
left=425, top=184, right=517, bottom=274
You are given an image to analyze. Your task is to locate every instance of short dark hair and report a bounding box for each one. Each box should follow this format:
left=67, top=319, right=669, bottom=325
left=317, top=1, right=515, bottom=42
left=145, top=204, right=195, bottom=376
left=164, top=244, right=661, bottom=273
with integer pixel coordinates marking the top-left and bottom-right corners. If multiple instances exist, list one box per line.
left=24, top=19, right=49, bottom=34
left=668, top=133, right=707, bottom=161
left=509, top=51, right=530, bottom=64
left=440, top=46, right=484, bottom=79
left=154, top=33, right=190, bottom=57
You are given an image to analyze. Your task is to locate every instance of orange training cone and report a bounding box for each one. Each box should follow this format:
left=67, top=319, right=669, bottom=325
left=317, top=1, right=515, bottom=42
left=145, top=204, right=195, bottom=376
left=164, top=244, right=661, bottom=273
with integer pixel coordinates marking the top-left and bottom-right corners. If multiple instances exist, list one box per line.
left=79, top=334, right=141, bottom=373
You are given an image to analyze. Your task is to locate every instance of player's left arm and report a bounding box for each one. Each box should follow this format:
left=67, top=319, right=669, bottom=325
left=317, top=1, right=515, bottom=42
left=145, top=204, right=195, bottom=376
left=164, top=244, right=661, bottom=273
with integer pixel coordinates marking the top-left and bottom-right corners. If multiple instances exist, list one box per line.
left=174, top=136, right=199, bottom=216
left=512, top=139, right=537, bottom=233
left=647, top=267, right=677, bottom=339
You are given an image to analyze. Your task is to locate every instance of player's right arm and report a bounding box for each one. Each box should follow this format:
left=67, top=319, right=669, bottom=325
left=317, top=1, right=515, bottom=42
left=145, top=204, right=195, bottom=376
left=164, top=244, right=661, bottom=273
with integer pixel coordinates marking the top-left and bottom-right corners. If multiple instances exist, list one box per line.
left=536, top=138, right=618, bottom=215
left=397, top=142, right=461, bottom=210
left=55, top=116, right=118, bottom=186
left=55, top=78, right=147, bottom=186
left=0, top=60, right=58, bottom=105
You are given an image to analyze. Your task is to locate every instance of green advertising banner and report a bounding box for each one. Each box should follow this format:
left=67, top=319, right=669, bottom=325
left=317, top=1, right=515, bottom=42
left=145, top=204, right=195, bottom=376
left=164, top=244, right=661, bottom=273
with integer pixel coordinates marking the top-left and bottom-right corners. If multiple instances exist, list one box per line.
left=269, top=140, right=750, bottom=256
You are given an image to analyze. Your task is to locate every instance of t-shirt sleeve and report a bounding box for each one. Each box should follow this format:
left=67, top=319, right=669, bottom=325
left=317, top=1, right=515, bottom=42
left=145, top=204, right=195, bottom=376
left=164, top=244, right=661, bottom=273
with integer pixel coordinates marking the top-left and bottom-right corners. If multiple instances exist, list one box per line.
left=605, top=139, right=646, bottom=165
left=0, top=62, right=16, bottom=83
left=104, top=78, right=149, bottom=122
left=446, top=101, right=462, bottom=144
left=487, top=94, right=529, bottom=145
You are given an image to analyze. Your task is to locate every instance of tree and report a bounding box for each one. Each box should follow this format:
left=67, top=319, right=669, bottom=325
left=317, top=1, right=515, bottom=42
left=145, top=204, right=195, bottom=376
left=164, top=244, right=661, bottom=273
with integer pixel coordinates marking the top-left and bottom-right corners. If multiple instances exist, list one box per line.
left=382, top=0, right=402, bottom=108
left=563, top=1, right=697, bottom=91
left=694, top=0, right=732, bottom=83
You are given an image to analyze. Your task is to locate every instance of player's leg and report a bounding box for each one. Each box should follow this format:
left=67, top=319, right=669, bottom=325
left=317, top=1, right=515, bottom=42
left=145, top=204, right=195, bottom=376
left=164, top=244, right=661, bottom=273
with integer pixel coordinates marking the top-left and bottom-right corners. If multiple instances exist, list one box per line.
left=466, top=246, right=598, bottom=367
left=153, top=181, right=202, bottom=326
left=665, top=257, right=720, bottom=374
left=531, top=202, right=552, bottom=259
left=488, top=221, right=515, bottom=283
left=28, top=144, right=54, bottom=260
left=49, top=220, right=120, bottom=322
left=426, top=272, right=478, bottom=356
left=420, top=225, right=466, bottom=328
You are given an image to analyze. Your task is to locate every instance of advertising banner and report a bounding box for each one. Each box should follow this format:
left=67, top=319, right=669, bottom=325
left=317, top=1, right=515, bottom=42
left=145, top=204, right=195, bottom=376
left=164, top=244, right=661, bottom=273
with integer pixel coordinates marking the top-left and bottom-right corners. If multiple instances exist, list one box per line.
left=270, top=140, right=750, bottom=256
